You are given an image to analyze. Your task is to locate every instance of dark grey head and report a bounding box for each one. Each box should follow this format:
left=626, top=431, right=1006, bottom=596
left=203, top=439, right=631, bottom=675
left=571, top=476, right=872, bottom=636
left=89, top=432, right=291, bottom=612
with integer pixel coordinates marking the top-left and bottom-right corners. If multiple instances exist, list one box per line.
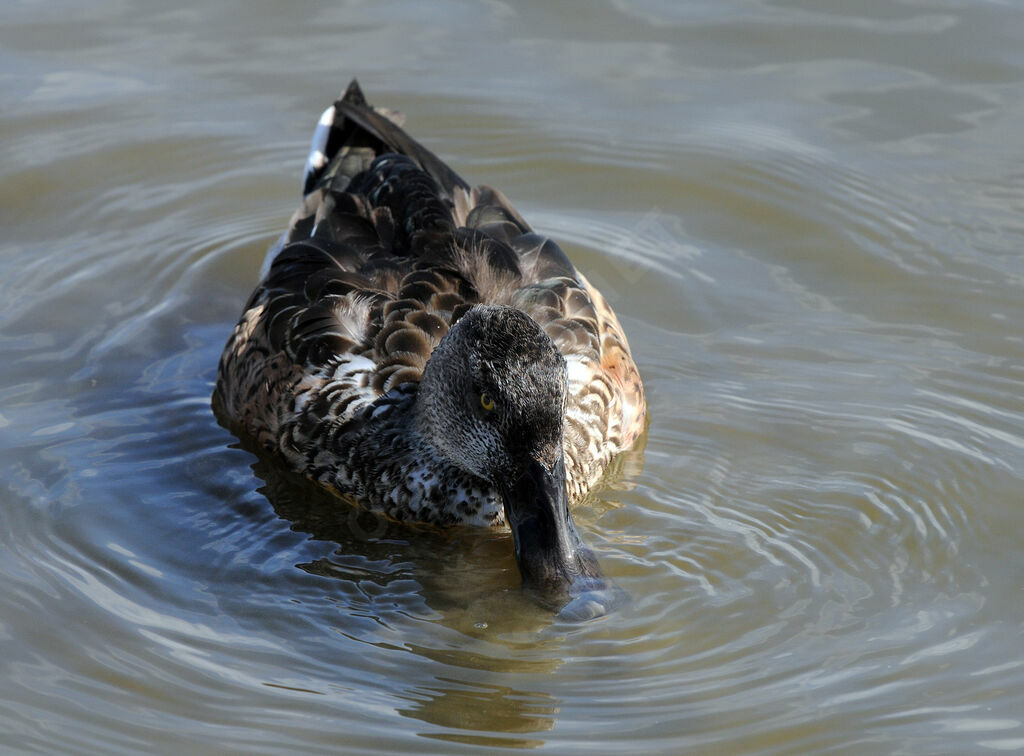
left=415, top=304, right=606, bottom=606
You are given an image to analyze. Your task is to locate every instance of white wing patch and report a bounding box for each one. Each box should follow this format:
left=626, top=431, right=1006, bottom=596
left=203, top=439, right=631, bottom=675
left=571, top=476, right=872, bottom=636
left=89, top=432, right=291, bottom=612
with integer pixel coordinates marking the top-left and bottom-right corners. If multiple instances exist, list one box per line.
left=302, top=105, right=336, bottom=195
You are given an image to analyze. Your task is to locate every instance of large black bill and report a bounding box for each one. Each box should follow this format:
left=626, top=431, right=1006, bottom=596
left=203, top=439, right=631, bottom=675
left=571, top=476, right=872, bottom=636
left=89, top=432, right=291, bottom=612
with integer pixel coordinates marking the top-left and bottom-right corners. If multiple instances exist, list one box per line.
left=500, top=456, right=622, bottom=617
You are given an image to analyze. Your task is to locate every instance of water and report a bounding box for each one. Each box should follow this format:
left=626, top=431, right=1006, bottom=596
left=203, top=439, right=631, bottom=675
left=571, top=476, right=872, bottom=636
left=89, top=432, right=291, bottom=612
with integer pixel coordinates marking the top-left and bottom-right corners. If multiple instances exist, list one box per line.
left=3, top=0, right=1024, bottom=752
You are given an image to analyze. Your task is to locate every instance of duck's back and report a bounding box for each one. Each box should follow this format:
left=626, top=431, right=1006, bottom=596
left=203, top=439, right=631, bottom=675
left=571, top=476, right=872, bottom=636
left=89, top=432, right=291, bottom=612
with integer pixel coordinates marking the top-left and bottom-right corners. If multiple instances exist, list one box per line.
left=216, top=81, right=645, bottom=505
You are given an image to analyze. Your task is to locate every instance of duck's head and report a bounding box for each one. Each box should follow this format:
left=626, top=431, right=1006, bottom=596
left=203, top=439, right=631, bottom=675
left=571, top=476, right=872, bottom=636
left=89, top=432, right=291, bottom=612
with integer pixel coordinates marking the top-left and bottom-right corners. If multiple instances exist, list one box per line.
left=416, top=304, right=610, bottom=610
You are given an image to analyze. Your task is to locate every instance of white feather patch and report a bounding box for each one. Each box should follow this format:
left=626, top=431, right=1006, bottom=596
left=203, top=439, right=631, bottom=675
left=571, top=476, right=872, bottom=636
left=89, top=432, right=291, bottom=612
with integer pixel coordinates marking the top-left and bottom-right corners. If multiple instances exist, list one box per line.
left=302, top=104, right=336, bottom=193
left=565, top=354, right=592, bottom=392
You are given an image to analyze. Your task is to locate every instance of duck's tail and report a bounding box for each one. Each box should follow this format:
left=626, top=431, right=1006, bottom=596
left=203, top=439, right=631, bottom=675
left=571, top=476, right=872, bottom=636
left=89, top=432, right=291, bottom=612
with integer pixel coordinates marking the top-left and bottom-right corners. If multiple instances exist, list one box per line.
left=301, top=79, right=469, bottom=200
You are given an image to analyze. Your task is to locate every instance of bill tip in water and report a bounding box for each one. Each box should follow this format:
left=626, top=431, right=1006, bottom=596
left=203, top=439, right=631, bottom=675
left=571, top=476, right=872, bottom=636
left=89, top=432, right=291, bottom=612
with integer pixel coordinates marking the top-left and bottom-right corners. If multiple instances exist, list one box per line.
left=555, top=580, right=629, bottom=622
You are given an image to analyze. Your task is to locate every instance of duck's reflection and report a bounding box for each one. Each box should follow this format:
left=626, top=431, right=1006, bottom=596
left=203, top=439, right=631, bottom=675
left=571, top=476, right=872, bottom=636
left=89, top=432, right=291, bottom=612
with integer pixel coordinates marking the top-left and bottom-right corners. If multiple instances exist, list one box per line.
left=235, top=426, right=646, bottom=741
left=396, top=679, right=558, bottom=748
left=245, top=447, right=566, bottom=739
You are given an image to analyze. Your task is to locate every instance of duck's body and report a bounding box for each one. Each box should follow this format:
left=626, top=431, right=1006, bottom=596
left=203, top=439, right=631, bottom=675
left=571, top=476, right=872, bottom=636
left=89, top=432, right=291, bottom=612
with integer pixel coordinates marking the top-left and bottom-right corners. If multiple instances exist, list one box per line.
left=217, top=81, right=644, bottom=598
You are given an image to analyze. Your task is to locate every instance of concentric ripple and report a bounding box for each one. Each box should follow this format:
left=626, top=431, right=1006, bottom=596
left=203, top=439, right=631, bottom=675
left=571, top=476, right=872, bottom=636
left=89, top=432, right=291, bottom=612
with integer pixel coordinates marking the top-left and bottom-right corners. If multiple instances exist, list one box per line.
left=3, top=0, right=1024, bottom=752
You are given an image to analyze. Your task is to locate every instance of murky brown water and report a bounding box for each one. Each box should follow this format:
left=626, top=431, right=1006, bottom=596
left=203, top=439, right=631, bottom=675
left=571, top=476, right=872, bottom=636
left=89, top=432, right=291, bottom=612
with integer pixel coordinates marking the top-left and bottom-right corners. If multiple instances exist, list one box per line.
left=3, top=0, right=1024, bottom=752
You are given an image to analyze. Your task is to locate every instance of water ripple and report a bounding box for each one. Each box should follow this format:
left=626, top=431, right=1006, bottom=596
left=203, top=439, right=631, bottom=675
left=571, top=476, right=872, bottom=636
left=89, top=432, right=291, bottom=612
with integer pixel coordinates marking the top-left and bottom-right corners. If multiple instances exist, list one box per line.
left=3, top=0, right=1024, bottom=751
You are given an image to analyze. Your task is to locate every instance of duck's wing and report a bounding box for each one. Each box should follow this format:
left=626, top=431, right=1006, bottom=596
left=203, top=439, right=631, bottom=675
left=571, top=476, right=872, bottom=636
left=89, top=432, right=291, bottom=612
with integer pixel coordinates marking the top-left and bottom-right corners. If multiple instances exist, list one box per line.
left=217, top=81, right=644, bottom=491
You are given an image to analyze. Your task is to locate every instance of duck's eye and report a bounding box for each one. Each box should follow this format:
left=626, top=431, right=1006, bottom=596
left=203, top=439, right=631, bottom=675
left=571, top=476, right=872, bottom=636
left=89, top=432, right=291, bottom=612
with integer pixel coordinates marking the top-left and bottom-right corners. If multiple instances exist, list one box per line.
left=479, top=392, right=495, bottom=412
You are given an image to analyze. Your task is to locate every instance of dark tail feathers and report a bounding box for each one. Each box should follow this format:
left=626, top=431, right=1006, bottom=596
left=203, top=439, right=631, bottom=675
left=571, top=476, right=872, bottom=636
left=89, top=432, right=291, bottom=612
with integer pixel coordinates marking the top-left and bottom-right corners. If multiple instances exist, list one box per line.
left=302, top=79, right=469, bottom=200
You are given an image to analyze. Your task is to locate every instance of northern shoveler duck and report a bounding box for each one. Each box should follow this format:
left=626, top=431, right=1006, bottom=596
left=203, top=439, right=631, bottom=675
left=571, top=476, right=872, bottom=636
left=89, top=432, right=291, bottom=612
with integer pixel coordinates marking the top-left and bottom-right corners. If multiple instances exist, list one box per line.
left=216, top=81, right=645, bottom=611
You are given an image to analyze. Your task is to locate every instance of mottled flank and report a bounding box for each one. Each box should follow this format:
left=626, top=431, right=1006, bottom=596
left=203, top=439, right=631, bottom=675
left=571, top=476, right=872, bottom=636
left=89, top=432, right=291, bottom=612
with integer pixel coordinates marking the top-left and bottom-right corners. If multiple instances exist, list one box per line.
left=216, top=80, right=646, bottom=527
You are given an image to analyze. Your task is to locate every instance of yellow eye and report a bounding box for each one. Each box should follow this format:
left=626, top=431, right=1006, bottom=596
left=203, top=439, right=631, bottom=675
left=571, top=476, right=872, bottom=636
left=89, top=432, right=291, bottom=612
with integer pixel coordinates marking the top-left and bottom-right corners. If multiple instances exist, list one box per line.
left=479, top=392, right=495, bottom=412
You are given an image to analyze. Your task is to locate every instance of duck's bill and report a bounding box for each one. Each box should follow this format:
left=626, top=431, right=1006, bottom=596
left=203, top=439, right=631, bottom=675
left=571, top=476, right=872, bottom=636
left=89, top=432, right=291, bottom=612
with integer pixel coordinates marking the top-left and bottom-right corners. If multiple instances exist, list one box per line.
left=500, top=456, right=622, bottom=618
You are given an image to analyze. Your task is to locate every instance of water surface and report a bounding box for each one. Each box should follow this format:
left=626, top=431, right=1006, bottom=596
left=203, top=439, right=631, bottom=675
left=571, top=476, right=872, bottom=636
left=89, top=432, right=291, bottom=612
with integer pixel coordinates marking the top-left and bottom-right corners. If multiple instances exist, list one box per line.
left=2, top=0, right=1024, bottom=753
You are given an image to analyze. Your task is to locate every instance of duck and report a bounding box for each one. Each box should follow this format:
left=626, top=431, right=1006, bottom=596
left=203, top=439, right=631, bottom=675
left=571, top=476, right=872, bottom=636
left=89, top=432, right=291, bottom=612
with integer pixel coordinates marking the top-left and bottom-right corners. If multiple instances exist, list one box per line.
left=216, top=80, right=645, bottom=608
